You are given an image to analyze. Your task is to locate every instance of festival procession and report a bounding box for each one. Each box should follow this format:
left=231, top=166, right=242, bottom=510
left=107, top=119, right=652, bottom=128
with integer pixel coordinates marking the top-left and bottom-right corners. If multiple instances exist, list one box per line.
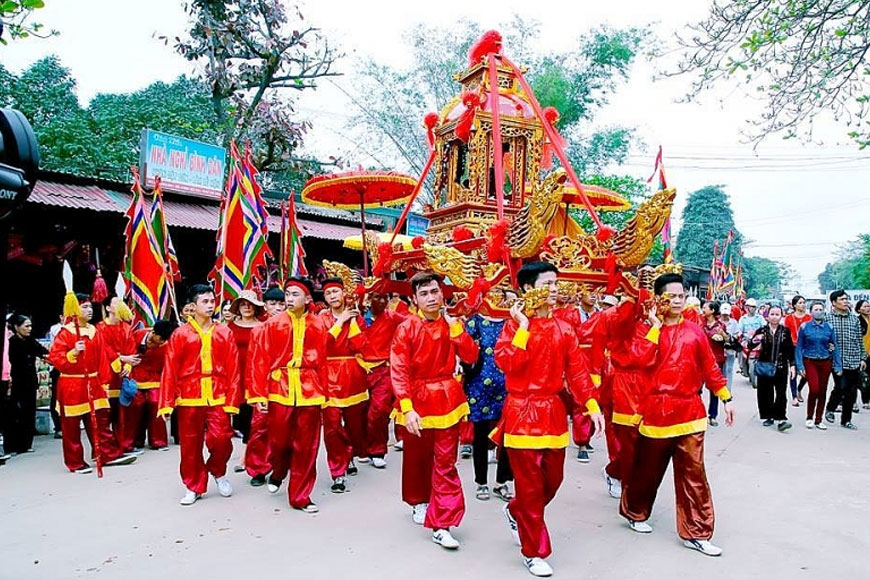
left=2, top=2, right=870, bottom=579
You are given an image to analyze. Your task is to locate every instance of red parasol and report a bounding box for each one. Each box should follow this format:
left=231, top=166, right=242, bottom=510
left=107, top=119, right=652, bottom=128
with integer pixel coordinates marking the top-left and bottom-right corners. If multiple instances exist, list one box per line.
left=301, top=170, right=416, bottom=275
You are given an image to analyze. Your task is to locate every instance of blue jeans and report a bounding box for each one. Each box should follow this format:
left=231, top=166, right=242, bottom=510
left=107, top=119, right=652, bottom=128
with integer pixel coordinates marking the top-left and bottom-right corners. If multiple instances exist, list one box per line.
left=789, top=373, right=807, bottom=399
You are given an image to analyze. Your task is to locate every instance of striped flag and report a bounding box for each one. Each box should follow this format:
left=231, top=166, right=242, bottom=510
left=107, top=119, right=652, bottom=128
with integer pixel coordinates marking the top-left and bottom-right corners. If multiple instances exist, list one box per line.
left=284, top=191, right=307, bottom=278
left=648, top=146, right=673, bottom=264
left=148, top=176, right=180, bottom=318
left=717, top=230, right=736, bottom=294
left=124, top=168, right=167, bottom=326
left=213, top=142, right=272, bottom=301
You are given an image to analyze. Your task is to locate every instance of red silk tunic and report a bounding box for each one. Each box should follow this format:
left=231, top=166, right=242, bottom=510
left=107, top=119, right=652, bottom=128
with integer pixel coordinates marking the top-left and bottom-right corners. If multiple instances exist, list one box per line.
left=129, top=328, right=167, bottom=390
left=96, top=320, right=135, bottom=398
left=48, top=324, right=111, bottom=417
left=320, top=310, right=369, bottom=408
left=229, top=321, right=259, bottom=400
left=606, top=320, right=658, bottom=426
left=493, top=317, right=598, bottom=449
left=639, top=319, right=729, bottom=438
left=360, top=309, right=406, bottom=364
left=390, top=315, right=478, bottom=429
left=247, top=310, right=329, bottom=407
left=158, top=319, right=241, bottom=415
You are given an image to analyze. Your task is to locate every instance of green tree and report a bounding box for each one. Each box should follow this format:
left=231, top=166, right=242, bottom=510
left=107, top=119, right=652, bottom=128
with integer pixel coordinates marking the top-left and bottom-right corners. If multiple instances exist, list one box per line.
left=674, top=185, right=742, bottom=268
left=345, top=19, right=648, bottom=201
left=168, top=0, right=341, bottom=175
left=817, top=234, right=870, bottom=291
left=743, top=256, right=792, bottom=298
left=0, top=0, right=56, bottom=45
left=671, top=0, right=870, bottom=147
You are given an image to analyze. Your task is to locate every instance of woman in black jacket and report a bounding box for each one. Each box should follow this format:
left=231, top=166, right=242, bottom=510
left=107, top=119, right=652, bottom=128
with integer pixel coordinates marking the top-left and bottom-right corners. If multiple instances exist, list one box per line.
left=751, top=304, right=795, bottom=432
left=6, top=314, right=48, bottom=454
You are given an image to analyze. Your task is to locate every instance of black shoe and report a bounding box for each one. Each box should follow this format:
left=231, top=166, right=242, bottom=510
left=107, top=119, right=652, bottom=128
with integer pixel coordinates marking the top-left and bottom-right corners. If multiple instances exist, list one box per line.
left=842, top=422, right=858, bottom=430
left=331, top=476, right=347, bottom=493
left=776, top=421, right=792, bottom=432
left=585, top=444, right=594, bottom=453
left=53, top=432, right=63, bottom=439
left=762, top=419, right=774, bottom=427
left=346, top=460, right=358, bottom=476
left=250, top=474, right=266, bottom=487
left=460, top=444, right=472, bottom=459
left=825, top=411, right=835, bottom=424
left=576, top=449, right=591, bottom=463
left=853, top=406, right=860, bottom=414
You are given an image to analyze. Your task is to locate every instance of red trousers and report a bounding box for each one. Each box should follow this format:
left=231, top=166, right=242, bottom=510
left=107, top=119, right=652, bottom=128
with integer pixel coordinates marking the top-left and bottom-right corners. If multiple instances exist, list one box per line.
left=402, top=424, right=465, bottom=530
left=365, top=366, right=394, bottom=458
left=459, top=420, right=474, bottom=445
left=506, top=448, right=565, bottom=559
left=620, top=432, right=715, bottom=540
left=119, top=389, right=167, bottom=452
left=562, top=391, right=594, bottom=446
left=600, top=377, right=620, bottom=467
left=176, top=406, right=234, bottom=495
left=108, top=396, right=123, bottom=446
left=323, top=402, right=368, bottom=478
left=804, top=358, right=833, bottom=424
left=59, top=407, right=123, bottom=472
left=604, top=424, right=638, bottom=482
left=268, top=405, right=321, bottom=508
left=244, top=407, right=270, bottom=478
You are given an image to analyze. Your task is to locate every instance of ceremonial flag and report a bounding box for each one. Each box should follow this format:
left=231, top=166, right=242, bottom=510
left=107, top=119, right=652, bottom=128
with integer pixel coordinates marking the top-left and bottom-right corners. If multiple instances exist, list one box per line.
left=124, top=168, right=167, bottom=326
left=648, top=146, right=674, bottom=264
left=213, top=142, right=272, bottom=301
left=706, top=240, right=719, bottom=300
left=718, top=230, right=736, bottom=295
left=148, top=176, right=181, bottom=318
left=284, top=191, right=307, bottom=278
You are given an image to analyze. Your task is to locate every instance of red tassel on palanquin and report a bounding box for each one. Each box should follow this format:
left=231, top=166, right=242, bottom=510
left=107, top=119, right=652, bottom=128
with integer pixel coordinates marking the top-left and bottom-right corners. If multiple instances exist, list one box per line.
left=424, top=112, right=439, bottom=149
left=411, top=235, right=425, bottom=249
left=452, top=225, right=474, bottom=242
left=486, top=218, right=510, bottom=263
left=468, top=30, right=503, bottom=66
left=373, top=242, right=394, bottom=277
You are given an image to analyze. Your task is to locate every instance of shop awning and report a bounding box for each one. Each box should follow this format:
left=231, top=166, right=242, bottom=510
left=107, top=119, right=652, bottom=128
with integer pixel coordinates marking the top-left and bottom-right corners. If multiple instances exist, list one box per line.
left=28, top=180, right=373, bottom=241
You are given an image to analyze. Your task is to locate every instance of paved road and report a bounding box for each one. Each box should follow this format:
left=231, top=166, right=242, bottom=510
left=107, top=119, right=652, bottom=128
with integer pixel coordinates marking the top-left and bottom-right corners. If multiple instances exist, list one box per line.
left=2, top=374, right=869, bottom=579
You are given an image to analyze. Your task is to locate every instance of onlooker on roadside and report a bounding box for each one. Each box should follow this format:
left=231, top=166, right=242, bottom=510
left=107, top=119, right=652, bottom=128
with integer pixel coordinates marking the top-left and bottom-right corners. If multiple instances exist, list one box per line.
left=824, top=290, right=867, bottom=430
left=751, top=305, right=795, bottom=432
left=5, top=314, right=49, bottom=456
left=856, top=300, right=870, bottom=410
left=701, top=300, right=727, bottom=426
left=795, top=301, right=841, bottom=430
left=736, top=298, right=765, bottom=375
left=719, top=303, right=739, bottom=393
left=784, top=295, right=811, bottom=406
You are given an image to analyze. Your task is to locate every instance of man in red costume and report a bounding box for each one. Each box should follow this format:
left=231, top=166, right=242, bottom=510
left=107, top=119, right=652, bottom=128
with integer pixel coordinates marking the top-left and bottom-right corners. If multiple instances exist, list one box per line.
left=620, top=272, right=734, bottom=557
left=391, top=272, right=479, bottom=550
left=494, top=262, right=605, bottom=577
left=360, top=282, right=407, bottom=469
left=552, top=287, right=599, bottom=463
left=97, top=296, right=140, bottom=444
left=159, top=284, right=241, bottom=506
left=248, top=277, right=328, bottom=513
left=319, top=277, right=369, bottom=492
left=121, top=320, right=176, bottom=453
left=596, top=301, right=659, bottom=499
left=243, top=287, right=286, bottom=487
left=49, top=294, right=136, bottom=473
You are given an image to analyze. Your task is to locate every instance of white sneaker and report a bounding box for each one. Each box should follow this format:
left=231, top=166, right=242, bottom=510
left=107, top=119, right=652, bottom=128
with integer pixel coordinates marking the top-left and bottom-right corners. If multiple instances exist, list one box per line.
left=267, top=483, right=280, bottom=494
left=357, top=457, right=372, bottom=464
left=628, top=519, right=653, bottom=533
left=393, top=439, right=404, bottom=451
left=602, top=468, right=622, bottom=499
left=431, top=529, right=460, bottom=550
left=179, top=490, right=201, bottom=506
left=805, top=419, right=815, bottom=429
left=411, top=503, right=428, bottom=525
left=296, top=502, right=319, bottom=514
left=524, top=557, right=554, bottom=577
left=815, top=422, right=828, bottom=431
left=372, top=457, right=387, bottom=469
left=502, top=503, right=521, bottom=546
left=215, top=476, right=233, bottom=497
left=684, top=538, right=723, bottom=556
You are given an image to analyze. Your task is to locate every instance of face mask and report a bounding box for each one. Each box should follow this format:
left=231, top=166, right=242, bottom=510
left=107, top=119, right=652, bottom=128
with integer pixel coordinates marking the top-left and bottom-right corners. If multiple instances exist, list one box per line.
left=812, top=311, right=825, bottom=321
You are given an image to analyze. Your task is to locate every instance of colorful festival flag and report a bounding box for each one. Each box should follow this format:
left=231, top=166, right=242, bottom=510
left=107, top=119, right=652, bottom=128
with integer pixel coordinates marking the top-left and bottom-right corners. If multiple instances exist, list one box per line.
left=284, top=191, right=307, bottom=278
left=124, top=168, right=167, bottom=326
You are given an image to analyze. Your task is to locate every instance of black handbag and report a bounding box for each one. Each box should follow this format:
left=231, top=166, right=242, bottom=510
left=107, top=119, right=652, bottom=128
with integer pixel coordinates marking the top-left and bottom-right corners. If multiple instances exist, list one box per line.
left=755, top=327, right=780, bottom=378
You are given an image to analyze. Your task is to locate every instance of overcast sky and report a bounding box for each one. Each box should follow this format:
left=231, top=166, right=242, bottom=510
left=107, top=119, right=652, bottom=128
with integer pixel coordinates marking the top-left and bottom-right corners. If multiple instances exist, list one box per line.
left=5, top=0, right=870, bottom=295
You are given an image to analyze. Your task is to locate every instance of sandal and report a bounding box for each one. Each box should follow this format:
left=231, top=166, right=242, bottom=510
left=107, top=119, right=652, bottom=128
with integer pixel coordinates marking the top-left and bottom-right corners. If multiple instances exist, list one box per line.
left=492, top=483, right=514, bottom=502
left=476, top=484, right=490, bottom=500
